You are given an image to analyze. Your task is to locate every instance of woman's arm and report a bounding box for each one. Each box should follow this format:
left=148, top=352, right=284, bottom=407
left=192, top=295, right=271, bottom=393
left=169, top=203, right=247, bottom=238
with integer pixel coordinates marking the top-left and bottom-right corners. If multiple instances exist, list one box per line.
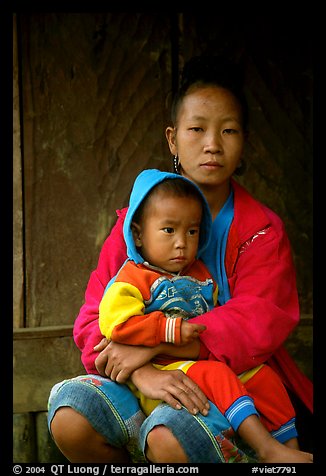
left=73, top=209, right=128, bottom=374
left=94, top=338, right=202, bottom=381
left=191, top=217, right=300, bottom=375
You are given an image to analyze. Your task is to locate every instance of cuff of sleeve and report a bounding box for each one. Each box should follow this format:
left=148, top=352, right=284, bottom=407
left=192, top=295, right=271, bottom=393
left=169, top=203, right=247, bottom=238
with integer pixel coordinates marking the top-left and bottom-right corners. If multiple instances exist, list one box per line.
left=160, top=317, right=182, bottom=344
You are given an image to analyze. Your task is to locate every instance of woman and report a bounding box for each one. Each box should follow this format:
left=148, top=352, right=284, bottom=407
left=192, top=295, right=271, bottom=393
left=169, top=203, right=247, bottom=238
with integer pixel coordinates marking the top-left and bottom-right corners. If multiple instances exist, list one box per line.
left=48, top=55, right=313, bottom=463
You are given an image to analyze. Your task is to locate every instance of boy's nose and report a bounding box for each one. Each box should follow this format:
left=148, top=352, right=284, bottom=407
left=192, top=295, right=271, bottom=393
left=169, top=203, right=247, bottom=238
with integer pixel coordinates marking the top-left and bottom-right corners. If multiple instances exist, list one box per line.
left=175, top=235, right=186, bottom=248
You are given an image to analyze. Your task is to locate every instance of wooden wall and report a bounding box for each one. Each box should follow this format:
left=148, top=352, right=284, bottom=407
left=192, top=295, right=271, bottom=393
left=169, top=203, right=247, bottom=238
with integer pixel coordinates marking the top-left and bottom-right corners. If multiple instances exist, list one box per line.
left=13, top=12, right=313, bottom=462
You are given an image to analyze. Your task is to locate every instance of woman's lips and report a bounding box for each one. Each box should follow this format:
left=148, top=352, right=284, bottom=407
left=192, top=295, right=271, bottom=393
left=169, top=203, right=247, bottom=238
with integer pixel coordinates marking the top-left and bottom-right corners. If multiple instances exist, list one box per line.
left=200, top=161, right=222, bottom=169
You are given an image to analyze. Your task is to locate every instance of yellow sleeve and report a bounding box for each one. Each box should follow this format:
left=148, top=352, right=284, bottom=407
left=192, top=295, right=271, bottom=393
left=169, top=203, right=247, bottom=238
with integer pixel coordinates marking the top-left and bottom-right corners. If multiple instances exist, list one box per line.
left=99, top=282, right=144, bottom=339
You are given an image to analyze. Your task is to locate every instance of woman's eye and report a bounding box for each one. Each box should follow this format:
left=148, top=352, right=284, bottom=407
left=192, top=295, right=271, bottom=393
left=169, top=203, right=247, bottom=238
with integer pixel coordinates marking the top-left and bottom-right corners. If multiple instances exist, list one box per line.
left=223, top=128, right=238, bottom=134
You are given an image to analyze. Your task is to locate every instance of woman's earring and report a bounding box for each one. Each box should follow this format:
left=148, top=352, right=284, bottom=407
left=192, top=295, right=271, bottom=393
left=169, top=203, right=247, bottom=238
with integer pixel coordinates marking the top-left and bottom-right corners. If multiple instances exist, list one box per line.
left=173, top=155, right=180, bottom=174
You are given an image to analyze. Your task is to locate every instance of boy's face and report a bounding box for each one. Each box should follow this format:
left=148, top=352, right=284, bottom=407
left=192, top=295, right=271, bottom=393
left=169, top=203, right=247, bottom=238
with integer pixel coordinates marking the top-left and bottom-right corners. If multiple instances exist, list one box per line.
left=132, top=191, right=202, bottom=273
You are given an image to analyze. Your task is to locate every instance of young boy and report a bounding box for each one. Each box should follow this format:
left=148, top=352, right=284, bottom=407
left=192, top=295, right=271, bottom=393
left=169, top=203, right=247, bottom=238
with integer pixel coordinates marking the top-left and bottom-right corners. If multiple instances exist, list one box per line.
left=99, top=168, right=312, bottom=463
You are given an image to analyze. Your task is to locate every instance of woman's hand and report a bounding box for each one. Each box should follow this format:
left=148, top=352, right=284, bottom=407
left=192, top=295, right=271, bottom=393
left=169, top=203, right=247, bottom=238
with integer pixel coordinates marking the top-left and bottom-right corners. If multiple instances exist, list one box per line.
left=94, top=338, right=155, bottom=382
left=131, top=364, right=210, bottom=416
left=94, top=338, right=209, bottom=415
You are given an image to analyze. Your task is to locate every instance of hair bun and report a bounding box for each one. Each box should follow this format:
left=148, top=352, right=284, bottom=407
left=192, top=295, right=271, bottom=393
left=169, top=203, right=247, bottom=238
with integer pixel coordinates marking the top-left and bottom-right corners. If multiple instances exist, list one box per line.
left=180, top=55, right=245, bottom=93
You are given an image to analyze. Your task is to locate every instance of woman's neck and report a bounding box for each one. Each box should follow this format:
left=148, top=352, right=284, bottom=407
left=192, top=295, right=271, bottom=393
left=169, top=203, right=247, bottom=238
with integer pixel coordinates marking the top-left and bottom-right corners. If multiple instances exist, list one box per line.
left=201, top=181, right=232, bottom=220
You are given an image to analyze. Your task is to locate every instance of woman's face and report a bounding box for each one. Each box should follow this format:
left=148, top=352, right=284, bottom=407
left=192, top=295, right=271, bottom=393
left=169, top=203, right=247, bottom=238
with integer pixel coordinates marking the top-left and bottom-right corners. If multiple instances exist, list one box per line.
left=166, top=85, right=245, bottom=191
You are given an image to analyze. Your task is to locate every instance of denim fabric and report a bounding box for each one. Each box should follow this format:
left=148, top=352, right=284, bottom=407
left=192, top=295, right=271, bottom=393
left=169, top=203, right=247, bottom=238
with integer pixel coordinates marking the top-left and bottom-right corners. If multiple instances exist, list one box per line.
left=47, top=375, right=146, bottom=462
left=139, top=401, right=250, bottom=463
left=47, top=375, right=254, bottom=463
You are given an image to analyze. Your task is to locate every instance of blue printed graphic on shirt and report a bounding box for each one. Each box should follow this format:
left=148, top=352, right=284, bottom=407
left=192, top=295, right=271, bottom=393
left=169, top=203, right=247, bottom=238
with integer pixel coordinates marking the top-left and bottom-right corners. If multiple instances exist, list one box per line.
left=144, top=275, right=215, bottom=319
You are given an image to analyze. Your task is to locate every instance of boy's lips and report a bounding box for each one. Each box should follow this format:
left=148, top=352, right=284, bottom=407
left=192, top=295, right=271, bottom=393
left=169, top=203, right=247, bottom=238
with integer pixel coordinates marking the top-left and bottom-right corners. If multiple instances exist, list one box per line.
left=171, top=256, right=186, bottom=261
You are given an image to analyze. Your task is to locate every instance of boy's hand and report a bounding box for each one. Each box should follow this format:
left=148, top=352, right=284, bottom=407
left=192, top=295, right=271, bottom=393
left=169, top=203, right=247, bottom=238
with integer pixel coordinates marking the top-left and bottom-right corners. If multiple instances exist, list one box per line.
left=180, top=321, right=206, bottom=345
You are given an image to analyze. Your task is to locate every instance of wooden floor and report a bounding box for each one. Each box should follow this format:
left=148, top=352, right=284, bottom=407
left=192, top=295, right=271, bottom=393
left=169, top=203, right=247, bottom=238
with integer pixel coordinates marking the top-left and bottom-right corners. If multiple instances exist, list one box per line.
left=13, top=412, right=68, bottom=463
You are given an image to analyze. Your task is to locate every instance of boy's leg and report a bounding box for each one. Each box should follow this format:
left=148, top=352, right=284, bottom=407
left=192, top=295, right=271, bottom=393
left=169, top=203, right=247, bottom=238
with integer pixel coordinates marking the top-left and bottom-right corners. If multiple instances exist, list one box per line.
left=183, top=362, right=312, bottom=463
left=243, top=365, right=298, bottom=443
left=186, top=360, right=260, bottom=431
left=139, top=360, right=258, bottom=463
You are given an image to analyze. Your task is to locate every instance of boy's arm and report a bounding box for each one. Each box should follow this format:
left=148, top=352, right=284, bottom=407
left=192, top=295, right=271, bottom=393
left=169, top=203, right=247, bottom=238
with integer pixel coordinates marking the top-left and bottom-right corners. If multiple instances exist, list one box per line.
left=99, top=280, right=184, bottom=346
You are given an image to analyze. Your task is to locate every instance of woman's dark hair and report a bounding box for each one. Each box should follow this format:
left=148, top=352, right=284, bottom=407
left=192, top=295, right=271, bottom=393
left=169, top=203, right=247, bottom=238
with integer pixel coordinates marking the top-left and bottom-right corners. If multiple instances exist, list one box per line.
left=133, top=178, right=204, bottom=224
left=171, top=55, right=249, bottom=132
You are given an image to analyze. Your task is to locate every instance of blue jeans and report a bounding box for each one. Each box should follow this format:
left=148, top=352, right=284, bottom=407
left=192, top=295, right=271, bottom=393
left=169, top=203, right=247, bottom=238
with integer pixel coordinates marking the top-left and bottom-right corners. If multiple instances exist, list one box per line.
left=47, top=375, right=254, bottom=463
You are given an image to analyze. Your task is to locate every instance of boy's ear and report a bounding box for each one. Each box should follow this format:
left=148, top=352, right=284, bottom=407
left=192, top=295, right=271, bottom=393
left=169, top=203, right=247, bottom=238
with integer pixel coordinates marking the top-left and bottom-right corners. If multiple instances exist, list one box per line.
left=131, top=222, right=142, bottom=247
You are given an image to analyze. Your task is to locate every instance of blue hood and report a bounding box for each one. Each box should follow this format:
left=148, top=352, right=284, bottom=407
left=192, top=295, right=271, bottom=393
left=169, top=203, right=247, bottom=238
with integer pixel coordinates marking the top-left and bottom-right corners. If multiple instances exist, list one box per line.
left=123, top=169, right=212, bottom=263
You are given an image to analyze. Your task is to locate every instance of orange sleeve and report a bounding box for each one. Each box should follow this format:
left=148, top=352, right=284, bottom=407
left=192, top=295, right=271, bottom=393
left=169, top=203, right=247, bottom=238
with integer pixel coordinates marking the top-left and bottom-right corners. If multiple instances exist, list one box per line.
left=111, top=312, right=183, bottom=346
left=103, top=261, right=183, bottom=346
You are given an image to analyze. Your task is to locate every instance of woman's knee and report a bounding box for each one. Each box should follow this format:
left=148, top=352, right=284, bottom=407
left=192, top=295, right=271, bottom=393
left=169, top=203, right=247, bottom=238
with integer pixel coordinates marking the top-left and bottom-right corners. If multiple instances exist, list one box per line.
left=50, top=406, right=130, bottom=463
left=50, top=407, right=93, bottom=448
left=146, top=425, right=188, bottom=463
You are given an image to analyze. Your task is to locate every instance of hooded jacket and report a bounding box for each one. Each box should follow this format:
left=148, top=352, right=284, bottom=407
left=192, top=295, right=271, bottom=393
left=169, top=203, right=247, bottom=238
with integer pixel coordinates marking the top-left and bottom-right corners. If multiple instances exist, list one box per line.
left=98, top=169, right=217, bottom=347
left=74, top=177, right=313, bottom=413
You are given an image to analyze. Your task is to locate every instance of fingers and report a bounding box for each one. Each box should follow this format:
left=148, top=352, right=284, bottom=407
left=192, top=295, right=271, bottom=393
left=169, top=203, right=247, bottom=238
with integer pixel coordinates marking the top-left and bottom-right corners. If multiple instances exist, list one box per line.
left=163, top=371, right=209, bottom=416
left=93, top=337, right=110, bottom=352
left=108, top=365, right=130, bottom=384
left=184, top=377, right=209, bottom=407
left=158, top=392, right=182, bottom=411
left=96, top=356, right=129, bottom=382
left=94, top=340, right=115, bottom=377
left=94, top=351, right=109, bottom=376
left=193, top=324, right=206, bottom=334
left=177, top=380, right=210, bottom=416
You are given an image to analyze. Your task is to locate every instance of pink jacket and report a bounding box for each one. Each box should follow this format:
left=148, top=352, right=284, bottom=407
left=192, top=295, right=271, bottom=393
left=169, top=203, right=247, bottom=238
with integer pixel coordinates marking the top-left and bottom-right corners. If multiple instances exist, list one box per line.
left=73, top=179, right=313, bottom=413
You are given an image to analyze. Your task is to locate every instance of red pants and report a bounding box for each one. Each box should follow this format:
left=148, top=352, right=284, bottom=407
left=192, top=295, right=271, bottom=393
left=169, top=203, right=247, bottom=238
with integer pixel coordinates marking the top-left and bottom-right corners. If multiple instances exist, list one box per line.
left=187, top=361, right=296, bottom=435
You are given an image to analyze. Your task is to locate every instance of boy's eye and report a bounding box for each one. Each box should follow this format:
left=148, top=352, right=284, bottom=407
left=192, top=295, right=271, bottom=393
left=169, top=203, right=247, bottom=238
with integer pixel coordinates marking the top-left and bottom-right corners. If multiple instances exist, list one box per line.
left=189, top=229, right=199, bottom=236
left=163, top=227, right=174, bottom=234
left=189, top=127, right=203, bottom=132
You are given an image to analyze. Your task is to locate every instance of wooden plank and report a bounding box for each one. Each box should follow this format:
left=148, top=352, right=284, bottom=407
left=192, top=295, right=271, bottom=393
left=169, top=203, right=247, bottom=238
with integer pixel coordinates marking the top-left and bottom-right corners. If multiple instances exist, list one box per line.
left=13, top=13, right=24, bottom=329
left=35, top=412, right=68, bottom=463
left=13, top=413, right=36, bottom=463
left=19, top=13, right=172, bottom=329
left=14, top=325, right=73, bottom=339
left=14, top=335, right=85, bottom=413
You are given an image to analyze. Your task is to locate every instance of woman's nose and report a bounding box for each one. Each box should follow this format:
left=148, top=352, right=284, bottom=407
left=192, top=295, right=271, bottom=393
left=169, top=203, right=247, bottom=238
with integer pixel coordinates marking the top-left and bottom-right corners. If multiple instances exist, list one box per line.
left=203, top=132, right=223, bottom=153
